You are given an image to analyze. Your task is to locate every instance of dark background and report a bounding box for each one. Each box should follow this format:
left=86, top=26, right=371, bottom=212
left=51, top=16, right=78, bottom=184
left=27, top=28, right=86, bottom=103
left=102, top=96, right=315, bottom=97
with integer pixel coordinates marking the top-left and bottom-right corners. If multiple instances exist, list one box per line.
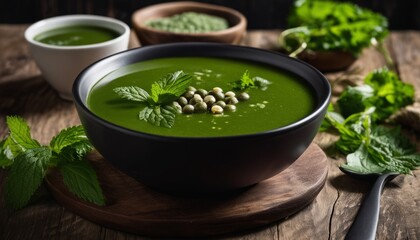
left=1, top=0, right=420, bottom=30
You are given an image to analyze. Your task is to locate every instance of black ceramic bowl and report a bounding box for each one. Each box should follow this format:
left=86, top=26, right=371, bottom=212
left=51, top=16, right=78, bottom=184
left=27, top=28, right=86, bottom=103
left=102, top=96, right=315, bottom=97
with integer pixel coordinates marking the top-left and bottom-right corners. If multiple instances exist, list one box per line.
left=73, top=43, right=331, bottom=195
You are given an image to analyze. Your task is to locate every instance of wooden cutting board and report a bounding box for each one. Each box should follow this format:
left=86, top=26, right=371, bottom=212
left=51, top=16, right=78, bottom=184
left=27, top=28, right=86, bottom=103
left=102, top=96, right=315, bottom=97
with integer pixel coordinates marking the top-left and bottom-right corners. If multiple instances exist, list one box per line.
left=45, top=143, right=328, bottom=238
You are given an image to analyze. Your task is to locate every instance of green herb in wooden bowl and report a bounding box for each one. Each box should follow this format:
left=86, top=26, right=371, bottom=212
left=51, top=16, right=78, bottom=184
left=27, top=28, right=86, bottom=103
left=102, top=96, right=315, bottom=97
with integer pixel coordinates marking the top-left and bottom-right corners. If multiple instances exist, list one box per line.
left=280, top=0, right=391, bottom=71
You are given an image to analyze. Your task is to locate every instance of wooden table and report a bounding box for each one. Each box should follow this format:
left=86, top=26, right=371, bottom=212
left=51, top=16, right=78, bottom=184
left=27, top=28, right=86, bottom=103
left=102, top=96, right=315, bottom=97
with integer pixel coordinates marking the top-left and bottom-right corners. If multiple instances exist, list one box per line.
left=0, top=25, right=419, bottom=240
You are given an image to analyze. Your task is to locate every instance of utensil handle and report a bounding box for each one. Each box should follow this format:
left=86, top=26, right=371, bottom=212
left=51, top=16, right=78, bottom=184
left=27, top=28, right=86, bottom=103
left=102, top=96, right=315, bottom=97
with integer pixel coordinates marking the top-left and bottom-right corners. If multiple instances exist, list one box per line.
left=345, top=173, right=395, bottom=240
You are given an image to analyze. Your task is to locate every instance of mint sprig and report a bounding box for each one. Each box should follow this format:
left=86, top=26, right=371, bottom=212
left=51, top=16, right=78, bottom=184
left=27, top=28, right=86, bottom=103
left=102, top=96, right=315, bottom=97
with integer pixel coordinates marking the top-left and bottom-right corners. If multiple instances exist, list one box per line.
left=0, top=116, right=105, bottom=209
left=230, top=70, right=271, bottom=91
left=113, top=70, right=192, bottom=128
left=324, top=106, right=420, bottom=175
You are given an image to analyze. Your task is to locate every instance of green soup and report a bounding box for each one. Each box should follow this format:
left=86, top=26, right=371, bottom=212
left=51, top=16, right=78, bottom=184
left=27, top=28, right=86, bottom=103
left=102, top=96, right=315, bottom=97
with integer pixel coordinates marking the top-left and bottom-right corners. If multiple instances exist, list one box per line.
left=87, top=57, right=316, bottom=137
left=34, top=25, right=120, bottom=46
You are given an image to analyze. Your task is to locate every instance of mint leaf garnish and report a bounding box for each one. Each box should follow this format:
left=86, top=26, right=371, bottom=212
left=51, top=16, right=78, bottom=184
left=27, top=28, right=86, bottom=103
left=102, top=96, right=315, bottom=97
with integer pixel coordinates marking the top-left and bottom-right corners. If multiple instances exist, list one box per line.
left=5, top=147, right=51, bottom=209
left=139, top=105, right=176, bottom=128
left=151, top=71, right=192, bottom=104
left=231, top=70, right=271, bottom=91
left=1, top=116, right=105, bottom=209
left=59, top=160, right=105, bottom=206
left=114, top=70, right=192, bottom=128
left=113, top=86, right=150, bottom=102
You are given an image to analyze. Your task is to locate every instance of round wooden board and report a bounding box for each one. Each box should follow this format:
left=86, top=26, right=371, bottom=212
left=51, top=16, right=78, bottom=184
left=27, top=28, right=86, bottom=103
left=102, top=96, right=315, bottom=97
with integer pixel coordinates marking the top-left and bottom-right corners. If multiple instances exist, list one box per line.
left=45, top=143, right=328, bottom=238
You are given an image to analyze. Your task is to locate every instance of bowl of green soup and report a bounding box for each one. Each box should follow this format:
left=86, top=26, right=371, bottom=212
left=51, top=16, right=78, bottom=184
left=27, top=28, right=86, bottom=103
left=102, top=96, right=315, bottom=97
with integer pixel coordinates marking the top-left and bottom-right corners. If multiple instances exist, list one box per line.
left=131, top=1, right=247, bottom=45
left=73, top=43, right=331, bottom=194
left=25, top=15, right=130, bottom=100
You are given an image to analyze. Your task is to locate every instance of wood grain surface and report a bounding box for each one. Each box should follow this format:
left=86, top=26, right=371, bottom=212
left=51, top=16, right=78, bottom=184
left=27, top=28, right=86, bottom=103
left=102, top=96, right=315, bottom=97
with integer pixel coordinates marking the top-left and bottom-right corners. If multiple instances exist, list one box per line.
left=0, top=25, right=419, bottom=240
left=45, top=144, right=327, bottom=238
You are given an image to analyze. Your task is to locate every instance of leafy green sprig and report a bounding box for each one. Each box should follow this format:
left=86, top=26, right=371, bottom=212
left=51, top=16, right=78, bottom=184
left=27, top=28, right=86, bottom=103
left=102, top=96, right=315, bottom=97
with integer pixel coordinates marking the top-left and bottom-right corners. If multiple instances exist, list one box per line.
left=336, top=68, right=414, bottom=121
left=281, top=0, right=389, bottom=56
left=0, top=116, right=105, bottom=209
left=325, top=107, right=420, bottom=174
left=113, top=70, right=192, bottom=128
left=230, top=70, right=271, bottom=91
left=321, top=68, right=419, bottom=174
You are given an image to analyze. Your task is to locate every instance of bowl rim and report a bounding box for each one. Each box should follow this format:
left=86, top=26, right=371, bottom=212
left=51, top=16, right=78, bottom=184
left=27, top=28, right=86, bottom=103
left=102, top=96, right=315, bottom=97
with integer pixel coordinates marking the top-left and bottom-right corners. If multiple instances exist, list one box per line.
left=131, top=1, right=247, bottom=37
left=73, top=42, right=331, bottom=142
left=24, top=14, right=130, bottom=50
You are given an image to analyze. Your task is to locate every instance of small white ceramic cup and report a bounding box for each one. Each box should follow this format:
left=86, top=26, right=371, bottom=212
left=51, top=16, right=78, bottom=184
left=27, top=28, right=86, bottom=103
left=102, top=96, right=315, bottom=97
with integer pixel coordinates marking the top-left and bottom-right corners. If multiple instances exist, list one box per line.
left=25, top=15, right=130, bottom=100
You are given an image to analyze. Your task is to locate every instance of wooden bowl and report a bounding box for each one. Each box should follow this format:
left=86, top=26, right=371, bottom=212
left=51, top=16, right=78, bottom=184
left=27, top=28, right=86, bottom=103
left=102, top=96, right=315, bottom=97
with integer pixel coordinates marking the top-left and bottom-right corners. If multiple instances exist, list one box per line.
left=297, top=50, right=357, bottom=72
left=131, top=1, right=247, bottom=45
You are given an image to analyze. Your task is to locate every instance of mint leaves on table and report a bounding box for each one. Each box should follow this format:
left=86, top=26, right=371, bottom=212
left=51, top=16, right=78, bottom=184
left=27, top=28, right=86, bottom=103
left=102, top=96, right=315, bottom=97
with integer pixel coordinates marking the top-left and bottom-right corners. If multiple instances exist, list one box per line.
left=325, top=107, right=420, bottom=174
left=113, top=70, right=192, bottom=128
left=321, top=68, right=419, bottom=175
left=230, top=70, right=271, bottom=91
left=337, top=68, right=414, bottom=121
left=0, top=116, right=105, bottom=209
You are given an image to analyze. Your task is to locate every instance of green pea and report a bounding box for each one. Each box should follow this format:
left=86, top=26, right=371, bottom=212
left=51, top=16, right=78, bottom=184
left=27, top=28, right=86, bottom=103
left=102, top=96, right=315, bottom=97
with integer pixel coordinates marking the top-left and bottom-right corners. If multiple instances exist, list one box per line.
left=182, top=104, right=194, bottom=114
left=226, top=96, right=239, bottom=104
left=172, top=101, right=182, bottom=113
left=214, top=100, right=226, bottom=108
left=224, top=104, right=237, bottom=112
left=211, top=105, right=224, bottom=114
left=225, top=91, right=236, bottom=98
left=187, top=86, right=197, bottom=92
left=184, top=90, right=195, bottom=99
left=195, top=89, right=208, bottom=98
left=195, top=102, right=208, bottom=113
left=203, top=95, right=216, bottom=105
left=178, top=96, right=188, bottom=106
left=237, top=92, right=250, bottom=101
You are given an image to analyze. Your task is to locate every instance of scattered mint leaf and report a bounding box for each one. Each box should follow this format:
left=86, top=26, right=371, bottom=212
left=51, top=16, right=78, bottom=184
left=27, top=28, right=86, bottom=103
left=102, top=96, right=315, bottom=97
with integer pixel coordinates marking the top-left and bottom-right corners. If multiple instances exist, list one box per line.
left=0, top=140, right=13, bottom=168
left=337, top=85, right=374, bottom=118
left=50, top=126, right=90, bottom=153
left=253, top=76, right=272, bottom=90
left=337, top=68, right=414, bottom=121
left=59, top=160, right=105, bottom=206
left=368, top=126, right=420, bottom=174
left=57, top=140, right=93, bottom=162
left=5, top=116, right=40, bottom=158
left=139, top=105, right=176, bottom=128
left=150, top=71, right=192, bottom=104
left=5, top=147, right=52, bottom=209
left=325, top=107, right=420, bottom=175
left=1, top=116, right=105, bottom=209
left=341, top=144, right=385, bottom=174
left=113, top=86, right=150, bottom=102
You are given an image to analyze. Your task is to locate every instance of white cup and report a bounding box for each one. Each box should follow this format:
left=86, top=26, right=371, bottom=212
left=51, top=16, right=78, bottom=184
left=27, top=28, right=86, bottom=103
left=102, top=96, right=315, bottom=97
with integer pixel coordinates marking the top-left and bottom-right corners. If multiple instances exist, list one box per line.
left=25, top=15, right=130, bottom=100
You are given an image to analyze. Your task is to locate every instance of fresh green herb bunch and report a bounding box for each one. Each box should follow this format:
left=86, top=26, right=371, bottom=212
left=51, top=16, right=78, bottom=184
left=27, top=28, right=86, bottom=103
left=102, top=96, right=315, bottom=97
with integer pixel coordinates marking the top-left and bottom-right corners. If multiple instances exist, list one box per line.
left=0, top=116, right=105, bottom=209
left=321, top=69, right=419, bottom=175
left=282, top=0, right=388, bottom=56
left=337, top=68, right=414, bottom=121
left=114, top=71, right=192, bottom=128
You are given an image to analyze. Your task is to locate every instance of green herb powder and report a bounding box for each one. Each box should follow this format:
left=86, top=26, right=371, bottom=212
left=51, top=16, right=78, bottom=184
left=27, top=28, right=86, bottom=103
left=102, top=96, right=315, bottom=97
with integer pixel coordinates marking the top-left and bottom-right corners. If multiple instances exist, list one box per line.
left=145, top=12, right=229, bottom=33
